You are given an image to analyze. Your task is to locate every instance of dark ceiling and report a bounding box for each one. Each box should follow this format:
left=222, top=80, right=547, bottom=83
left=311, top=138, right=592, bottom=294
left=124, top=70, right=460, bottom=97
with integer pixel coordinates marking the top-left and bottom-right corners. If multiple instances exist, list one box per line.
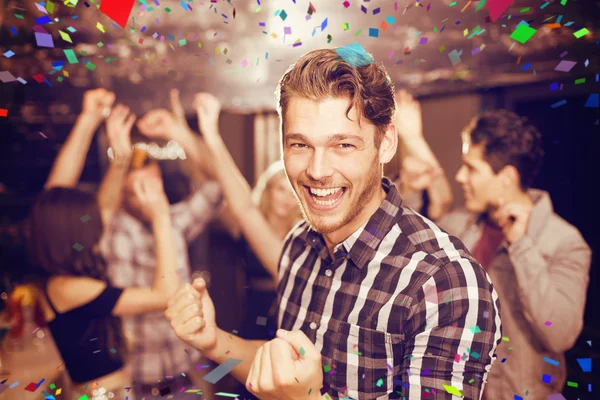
left=1, top=0, right=599, bottom=113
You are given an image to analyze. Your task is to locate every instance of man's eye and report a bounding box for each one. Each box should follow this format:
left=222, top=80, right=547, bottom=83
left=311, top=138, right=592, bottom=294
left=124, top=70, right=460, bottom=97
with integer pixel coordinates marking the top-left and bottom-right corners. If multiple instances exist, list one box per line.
left=290, top=143, right=306, bottom=148
left=338, top=143, right=354, bottom=149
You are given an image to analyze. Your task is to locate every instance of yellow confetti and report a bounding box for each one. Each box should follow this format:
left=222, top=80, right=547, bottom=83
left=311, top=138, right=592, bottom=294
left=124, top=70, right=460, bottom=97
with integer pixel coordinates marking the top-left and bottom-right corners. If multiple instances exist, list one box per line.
left=442, top=384, right=463, bottom=396
left=463, top=28, right=468, bottom=36
left=56, top=388, right=62, bottom=395
left=96, top=22, right=105, bottom=33
left=59, top=30, right=72, bottom=43
left=63, top=70, right=69, bottom=77
left=271, top=32, right=278, bottom=39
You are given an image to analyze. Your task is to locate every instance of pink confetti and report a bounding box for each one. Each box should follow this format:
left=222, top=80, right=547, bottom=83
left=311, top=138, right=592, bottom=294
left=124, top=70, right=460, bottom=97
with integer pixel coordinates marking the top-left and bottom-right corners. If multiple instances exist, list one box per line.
left=39, top=132, right=48, bottom=139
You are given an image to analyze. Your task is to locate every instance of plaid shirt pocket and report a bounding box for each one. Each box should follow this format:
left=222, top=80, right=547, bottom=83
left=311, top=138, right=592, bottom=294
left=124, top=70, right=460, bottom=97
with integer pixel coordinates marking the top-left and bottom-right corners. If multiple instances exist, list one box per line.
left=322, top=319, right=402, bottom=399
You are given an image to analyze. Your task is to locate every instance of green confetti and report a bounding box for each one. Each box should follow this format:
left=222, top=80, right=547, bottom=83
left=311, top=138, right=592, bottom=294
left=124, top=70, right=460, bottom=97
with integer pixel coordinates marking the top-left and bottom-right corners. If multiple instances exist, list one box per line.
left=97, top=42, right=104, bottom=47
left=299, top=347, right=306, bottom=357
left=449, top=1, right=457, bottom=6
left=49, top=383, right=56, bottom=390
left=573, top=28, right=589, bottom=38
left=376, top=378, right=383, bottom=387
left=73, top=243, right=84, bottom=252
left=567, top=381, right=578, bottom=388
left=468, top=378, right=475, bottom=384
left=85, top=61, right=96, bottom=71
left=470, top=325, right=482, bottom=334
left=77, top=395, right=89, bottom=400
left=63, top=49, right=79, bottom=64
left=323, top=365, right=331, bottom=373
left=510, top=24, right=537, bottom=44
left=57, top=76, right=63, bottom=82
left=502, top=336, right=510, bottom=341
left=354, top=29, right=362, bottom=36
left=46, top=1, right=55, bottom=13
left=475, top=0, right=487, bottom=10
left=15, top=13, right=24, bottom=19
left=575, top=78, right=586, bottom=85
left=165, top=7, right=171, bottom=12
left=179, top=38, right=187, bottom=46
left=560, top=0, right=567, bottom=4
left=520, top=7, right=530, bottom=12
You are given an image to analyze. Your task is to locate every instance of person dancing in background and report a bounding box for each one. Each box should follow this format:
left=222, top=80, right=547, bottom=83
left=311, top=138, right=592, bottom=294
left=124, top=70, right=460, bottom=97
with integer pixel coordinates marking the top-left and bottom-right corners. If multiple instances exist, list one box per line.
left=398, top=98, right=592, bottom=399
left=44, top=88, right=221, bottom=399
left=26, top=105, right=179, bottom=400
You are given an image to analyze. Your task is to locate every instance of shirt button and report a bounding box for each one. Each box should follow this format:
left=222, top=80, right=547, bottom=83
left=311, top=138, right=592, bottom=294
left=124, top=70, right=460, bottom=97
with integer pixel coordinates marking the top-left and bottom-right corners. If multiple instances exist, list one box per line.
left=309, top=322, right=318, bottom=330
left=325, top=269, right=332, bottom=277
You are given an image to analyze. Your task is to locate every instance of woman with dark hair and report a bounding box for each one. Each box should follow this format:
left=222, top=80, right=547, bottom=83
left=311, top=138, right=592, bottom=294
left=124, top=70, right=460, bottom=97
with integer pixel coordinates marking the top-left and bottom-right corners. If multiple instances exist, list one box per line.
left=26, top=103, right=181, bottom=400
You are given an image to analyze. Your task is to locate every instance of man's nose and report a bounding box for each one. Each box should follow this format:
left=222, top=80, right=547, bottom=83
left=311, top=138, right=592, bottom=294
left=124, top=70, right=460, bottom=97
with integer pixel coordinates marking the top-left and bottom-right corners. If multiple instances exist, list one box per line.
left=306, top=148, right=334, bottom=182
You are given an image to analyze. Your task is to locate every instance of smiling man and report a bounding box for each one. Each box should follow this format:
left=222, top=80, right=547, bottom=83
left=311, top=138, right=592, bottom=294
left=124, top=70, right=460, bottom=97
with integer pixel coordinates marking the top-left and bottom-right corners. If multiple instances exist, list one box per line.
left=166, top=47, right=502, bottom=400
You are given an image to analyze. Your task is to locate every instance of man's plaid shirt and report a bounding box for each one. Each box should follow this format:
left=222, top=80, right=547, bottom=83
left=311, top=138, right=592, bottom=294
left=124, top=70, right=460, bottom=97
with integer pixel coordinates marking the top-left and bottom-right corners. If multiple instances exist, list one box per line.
left=277, top=177, right=502, bottom=399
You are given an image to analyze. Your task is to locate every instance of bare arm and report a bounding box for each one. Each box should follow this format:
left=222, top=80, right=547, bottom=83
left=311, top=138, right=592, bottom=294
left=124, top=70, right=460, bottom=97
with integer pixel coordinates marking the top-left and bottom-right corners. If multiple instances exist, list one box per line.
left=97, top=104, right=135, bottom=225
left=194, top=93, right=283, bottom=281
left=395, top=90, right=453, bottom=220
left=45, top=89, right=115, bottom=188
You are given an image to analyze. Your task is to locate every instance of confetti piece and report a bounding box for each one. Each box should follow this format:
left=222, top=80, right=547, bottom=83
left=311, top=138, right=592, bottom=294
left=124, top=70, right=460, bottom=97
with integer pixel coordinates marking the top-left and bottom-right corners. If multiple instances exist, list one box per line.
left=96, top=22, right=106, bottom=33
left=335, top=42, right=374, bottom=67
left=56, top=388, right=62, bottom=395
left=99, top=0, right=135, bottom=28
left=73, top=243, right=84, bottom=252
left=368, top=28, right=379, bottom=38
left=547, top=394, right=567, bottom=400
left=59, top=31, right=73, bottom=43
left=64, top=49, right=79, bottom=64
left=3, top=50, right=15, bottom=58
left=510, top=24, right=537, bottom=44
left=299, top=347, right=306, bottom=357
left=202, top=359, right=243, bottom=384
left=0, top=109, right=8, bottom=118
left=35, top=16, right=52, bottom=25
left=77, top=395, right=89, bottom=400
left=544, top=357, right=560, bottom=366
left=321, top=18, right=328, bottom=31
left=25, top=382, right=38, bottom=392
left=486, top=0, right=513, bottom=22
left=470, top=325, right=482, bottom=334
left=573, top=28, right=589, bottom=38
left=442, top=384, right=463, bottom=396
left=551, top=100, right=567, bottom=108
left=577, top=358, right=592, bottom=372
left=0, top=71, right=17, bottom=83
left=448, top=49, right=462, bottom=65
left=279, top=9, right=288, bottom=21
left=215, top=393, right=240, bottom=398
left=376, top=378, right=383, bottom=387
left=35, top=32, right=55, bottom=48
left=554, top=60, right=576, bottom=72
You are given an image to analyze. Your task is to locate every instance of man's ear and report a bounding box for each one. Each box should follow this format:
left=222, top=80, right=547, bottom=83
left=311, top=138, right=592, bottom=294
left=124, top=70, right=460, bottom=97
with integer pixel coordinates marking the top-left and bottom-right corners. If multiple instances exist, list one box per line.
left=378, top=123, right=398, bottom=164
left=498, top=165, right=520, bottom=187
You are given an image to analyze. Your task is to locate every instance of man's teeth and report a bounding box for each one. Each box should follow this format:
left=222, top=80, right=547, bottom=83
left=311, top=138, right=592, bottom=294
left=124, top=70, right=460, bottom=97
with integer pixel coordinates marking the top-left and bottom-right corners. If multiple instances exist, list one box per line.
left=309, top=187, right=343, bottom=197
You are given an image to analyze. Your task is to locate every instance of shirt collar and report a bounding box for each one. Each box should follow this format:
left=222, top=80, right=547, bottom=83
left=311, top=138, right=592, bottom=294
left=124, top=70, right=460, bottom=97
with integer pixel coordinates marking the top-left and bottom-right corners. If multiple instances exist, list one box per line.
left=300, top=177, right=404, bottom=269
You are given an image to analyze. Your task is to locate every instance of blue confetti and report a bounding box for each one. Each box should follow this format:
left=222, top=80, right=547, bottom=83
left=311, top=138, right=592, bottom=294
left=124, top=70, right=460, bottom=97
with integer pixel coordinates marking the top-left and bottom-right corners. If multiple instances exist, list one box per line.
left=584, top=94, right=599, bottom=108
left=551, top=100, right=567, bottom=108
left=543, top=356, right=560, bottom=366
left=577, top=357, right=592, bottom=371
left=321, top=18, right=328, bottom=31
left=335, top=42, right=374, bottom=67
left=369, top=28, right=379, bottom=37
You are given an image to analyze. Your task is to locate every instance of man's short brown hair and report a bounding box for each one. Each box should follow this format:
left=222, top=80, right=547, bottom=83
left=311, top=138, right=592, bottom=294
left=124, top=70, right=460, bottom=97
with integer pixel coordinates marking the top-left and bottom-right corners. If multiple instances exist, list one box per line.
left=276, top=48, right=396, bottom=148
left=466, top=110, right=544, bottom=190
